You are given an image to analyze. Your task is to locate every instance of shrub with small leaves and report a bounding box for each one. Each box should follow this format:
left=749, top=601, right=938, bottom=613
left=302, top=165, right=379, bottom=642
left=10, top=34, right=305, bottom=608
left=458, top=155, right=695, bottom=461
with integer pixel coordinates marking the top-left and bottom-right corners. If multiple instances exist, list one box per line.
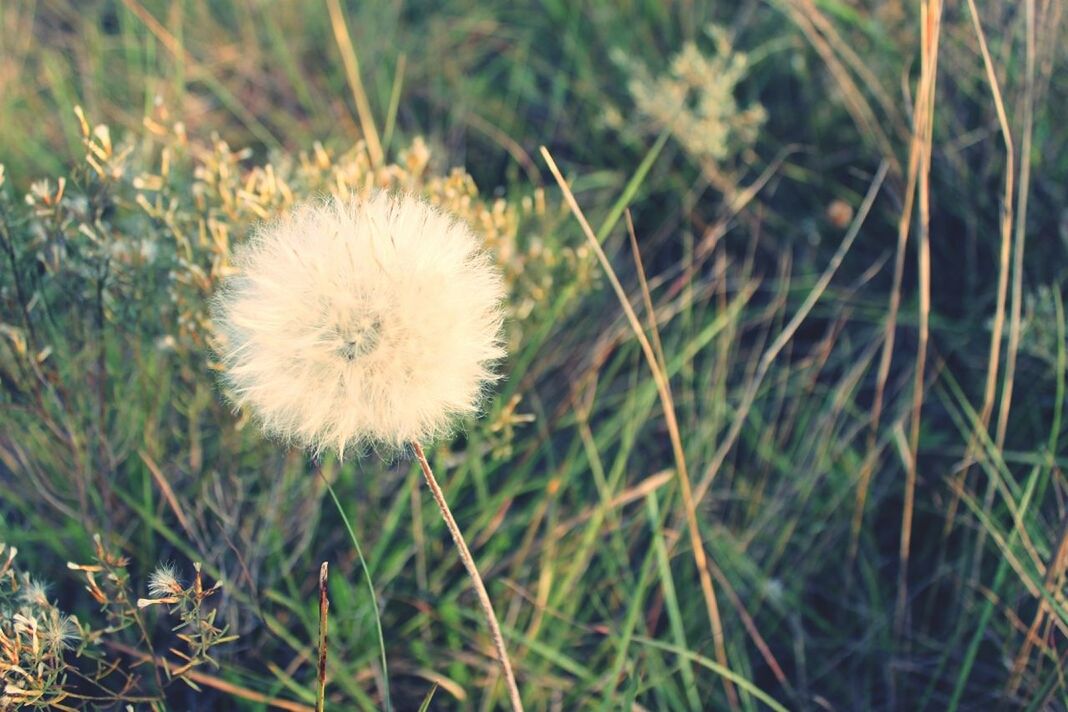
left=611, top=24, right=766, bottom=167
left=1, top=543, right=86, bottom=710
left=1016, top=285, right=1067, bottom=365
left=1, top=536, right=239, bottom=709
left=137, top=562, right=234, bottom=688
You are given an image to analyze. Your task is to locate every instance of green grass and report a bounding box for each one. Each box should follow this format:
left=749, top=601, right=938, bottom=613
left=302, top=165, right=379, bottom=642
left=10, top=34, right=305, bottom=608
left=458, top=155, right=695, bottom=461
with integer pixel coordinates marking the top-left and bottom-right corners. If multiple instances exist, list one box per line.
left=2, top=0, right=1067, bottom=709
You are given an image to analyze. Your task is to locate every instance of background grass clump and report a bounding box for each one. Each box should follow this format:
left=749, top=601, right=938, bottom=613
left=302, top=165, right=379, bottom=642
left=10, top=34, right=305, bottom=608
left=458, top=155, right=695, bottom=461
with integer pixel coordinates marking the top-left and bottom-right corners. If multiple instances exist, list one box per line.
left=2, top=0, right=1067, bottom=709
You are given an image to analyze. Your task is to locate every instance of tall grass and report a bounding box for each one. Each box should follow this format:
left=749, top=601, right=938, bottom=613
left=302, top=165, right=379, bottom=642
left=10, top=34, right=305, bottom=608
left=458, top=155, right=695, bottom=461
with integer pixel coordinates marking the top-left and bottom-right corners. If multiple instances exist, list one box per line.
left=1, top=0, right=1066, bottom=709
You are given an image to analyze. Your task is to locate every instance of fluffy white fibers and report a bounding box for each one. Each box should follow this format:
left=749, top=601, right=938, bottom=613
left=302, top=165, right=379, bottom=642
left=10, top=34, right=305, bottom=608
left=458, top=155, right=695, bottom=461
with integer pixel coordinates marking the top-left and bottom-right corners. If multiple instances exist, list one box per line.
left=212, top=192, right=506, bottom=456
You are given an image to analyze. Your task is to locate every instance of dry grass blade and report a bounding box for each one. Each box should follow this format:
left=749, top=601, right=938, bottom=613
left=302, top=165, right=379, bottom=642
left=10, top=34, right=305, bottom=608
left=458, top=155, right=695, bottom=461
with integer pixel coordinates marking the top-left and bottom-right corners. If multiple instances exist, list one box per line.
left=139, top=449, right=195, bottom=539
left=895, top=0, right=942, bottom=641
left=943, top=0, right=1018, bottom=537
left=540, top=145, right=739, bottom=710
left=625, top=210, right=667, bottom=373
left=780, top=0, right=900, bottom=177
left=461, top=111, right=543, bottom=187
left=994, top=0, right=1036, bottom=450
left=848, top=14, right=937, bottom=563
left=550, top=469, right=674, bottom=539
left=107, top=642, right=315, bottom=712
left=850, top=178, right=924, bottom=562
left=626, top=209, right=790, bottom=690
left=1003, top=1, right=1047, bottom=693
left=793, top=0, right=905, bottom=138
left=1006, top=517, right=1068, bottom=695
left=325, top=0, right=384, bottom=167
left=316, top=562, right=329, bottom=712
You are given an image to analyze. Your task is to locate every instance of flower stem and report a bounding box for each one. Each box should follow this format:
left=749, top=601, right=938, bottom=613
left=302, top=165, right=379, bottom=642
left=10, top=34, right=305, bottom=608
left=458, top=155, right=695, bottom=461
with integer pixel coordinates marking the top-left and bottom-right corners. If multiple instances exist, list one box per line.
left=412, top=442, right=523, bottom=711
left=316, top=561, right=329, bottom=712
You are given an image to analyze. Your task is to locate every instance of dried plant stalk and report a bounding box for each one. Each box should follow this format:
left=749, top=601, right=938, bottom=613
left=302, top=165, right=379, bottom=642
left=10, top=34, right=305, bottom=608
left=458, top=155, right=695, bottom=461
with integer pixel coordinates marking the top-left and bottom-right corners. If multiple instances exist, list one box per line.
left=412, top=443, right=523, bottom=711
left=317, top=562, right=329, bottom=712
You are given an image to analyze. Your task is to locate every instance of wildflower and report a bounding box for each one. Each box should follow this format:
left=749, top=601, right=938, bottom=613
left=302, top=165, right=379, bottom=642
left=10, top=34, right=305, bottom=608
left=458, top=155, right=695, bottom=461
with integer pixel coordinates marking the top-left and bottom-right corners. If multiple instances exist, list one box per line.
left=17, top=577, right=50, bottom=608
left=39, top=610, right=79, bottom=653
left=147, top=564, right=183, bottom=598
left=211, top=192, right=506, bottom=455
left=138, top=564, right=185, bottom=608
left=212, top=192, right=521, bottom=708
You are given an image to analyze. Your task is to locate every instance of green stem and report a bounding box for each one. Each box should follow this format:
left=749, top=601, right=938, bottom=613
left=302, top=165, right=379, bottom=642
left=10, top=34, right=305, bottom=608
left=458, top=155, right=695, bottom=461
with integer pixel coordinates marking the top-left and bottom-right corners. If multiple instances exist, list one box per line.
left=321, top=473, right=392, bottom=712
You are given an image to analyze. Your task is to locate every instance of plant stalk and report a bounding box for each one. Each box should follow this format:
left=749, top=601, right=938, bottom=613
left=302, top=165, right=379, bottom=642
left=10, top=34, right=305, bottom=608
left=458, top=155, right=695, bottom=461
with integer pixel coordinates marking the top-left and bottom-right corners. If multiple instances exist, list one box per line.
left=412, top=442, right=523, bottom=711
left=317, top=561, right=329, bottom=712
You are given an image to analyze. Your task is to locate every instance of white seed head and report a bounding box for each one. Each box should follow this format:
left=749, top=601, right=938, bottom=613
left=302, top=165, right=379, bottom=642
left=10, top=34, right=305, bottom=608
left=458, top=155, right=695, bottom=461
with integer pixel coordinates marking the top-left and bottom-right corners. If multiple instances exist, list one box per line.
left=18, top=577, right=50, bottom=608
left=41, top=610, right=80, bottom=653
left=147, top=564, right=182, bottom=597
left=212, top=192, right=506, bottom=456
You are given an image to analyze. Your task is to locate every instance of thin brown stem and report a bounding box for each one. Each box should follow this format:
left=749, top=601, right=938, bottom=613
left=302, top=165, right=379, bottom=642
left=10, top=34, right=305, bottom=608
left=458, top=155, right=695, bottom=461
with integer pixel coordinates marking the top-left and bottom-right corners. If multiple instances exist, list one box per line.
left=943, top=0, right=1017, bottom=543
left=412, top=442, right=523, bottom=711
left=896, top=0, right=942, bottom=641
left=317, top=561, right=329, bottom=712
left=106, top=641, right=315, bottom=712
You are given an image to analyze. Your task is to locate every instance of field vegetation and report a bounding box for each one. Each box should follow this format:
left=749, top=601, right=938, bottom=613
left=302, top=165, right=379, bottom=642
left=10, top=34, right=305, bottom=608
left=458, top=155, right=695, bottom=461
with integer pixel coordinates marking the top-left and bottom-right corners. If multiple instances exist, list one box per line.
left=1, top=1, right=1066, bottom=709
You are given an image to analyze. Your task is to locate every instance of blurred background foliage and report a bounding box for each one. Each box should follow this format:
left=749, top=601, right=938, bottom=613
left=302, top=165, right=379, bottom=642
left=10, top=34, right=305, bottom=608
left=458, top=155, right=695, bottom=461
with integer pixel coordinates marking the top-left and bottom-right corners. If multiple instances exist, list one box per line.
left=1, top=0, right=1067, bottom=709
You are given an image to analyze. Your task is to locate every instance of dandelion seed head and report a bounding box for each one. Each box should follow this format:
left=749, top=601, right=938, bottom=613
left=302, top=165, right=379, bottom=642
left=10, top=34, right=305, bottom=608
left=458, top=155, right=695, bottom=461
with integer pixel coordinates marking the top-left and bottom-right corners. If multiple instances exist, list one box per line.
left=212, top=192, right=506, bottom=455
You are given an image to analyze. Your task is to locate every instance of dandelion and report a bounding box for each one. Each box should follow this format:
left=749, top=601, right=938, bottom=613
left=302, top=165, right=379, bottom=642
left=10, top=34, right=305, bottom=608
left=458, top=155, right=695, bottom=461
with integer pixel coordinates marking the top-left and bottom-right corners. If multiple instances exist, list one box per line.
left=212, top=191, right=523, bottom=710
left=212, top=191, right=505, bottom=456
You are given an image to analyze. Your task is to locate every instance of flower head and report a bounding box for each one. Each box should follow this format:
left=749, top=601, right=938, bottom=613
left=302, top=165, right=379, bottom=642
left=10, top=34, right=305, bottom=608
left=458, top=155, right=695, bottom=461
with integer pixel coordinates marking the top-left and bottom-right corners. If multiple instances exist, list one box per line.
left=40, top=609, right=80, bottom=653
left=212, top=192, right=506, bottom=455
left=18, top=576, right=50, bottom=608
left=147, top=564, right=183, bottom=598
